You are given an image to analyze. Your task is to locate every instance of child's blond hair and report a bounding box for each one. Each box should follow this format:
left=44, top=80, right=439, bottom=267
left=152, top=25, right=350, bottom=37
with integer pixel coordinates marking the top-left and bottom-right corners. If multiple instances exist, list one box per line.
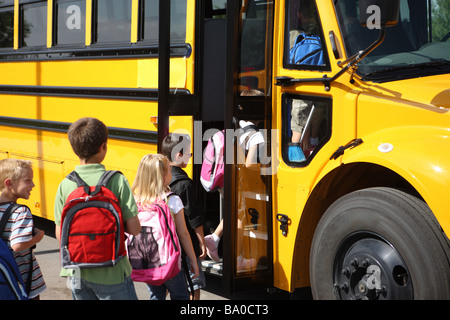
left=132, top=154, right=170, bottom=207
left=0, top=159, right=33, bottom=190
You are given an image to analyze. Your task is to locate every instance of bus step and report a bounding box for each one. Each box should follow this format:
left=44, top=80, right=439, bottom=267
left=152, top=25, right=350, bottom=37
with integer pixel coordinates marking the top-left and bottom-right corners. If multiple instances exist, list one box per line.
left=201, top=259, right=223, bottom=276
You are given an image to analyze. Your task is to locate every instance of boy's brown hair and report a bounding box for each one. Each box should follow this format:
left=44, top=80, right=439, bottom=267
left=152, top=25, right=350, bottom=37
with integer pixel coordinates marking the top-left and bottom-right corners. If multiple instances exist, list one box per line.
left=68, top=117, right=108, bottom=160
left=0, top=158, right=33, bottom=190
left=161, top=133, right=190, bottom=162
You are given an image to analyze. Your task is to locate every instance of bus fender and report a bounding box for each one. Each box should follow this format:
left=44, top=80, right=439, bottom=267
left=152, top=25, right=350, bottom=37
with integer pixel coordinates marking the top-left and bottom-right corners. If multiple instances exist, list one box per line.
left=340, top=125, right=450, bottom=238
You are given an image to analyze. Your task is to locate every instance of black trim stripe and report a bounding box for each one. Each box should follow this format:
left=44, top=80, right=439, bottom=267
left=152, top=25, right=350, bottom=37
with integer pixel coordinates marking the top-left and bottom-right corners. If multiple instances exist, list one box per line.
left=0, top=85, right=190, bottom=101
left=0, top=116, right=157, bottom=144
left=0, top=44, right=192, bottom=61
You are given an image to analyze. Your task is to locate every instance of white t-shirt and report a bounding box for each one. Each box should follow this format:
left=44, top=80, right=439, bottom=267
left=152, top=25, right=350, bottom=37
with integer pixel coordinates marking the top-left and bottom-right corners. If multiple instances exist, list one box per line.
left=238, top=120, right=265, bottom=150
left=166, top=193, right=183, bottom=215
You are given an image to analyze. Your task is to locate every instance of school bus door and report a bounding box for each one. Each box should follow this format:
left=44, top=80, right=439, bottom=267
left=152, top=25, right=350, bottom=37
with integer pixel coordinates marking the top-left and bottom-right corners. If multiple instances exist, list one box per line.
left=222, top=0, right=274, bottom=293
left=272, top=0, right=336, bottom=291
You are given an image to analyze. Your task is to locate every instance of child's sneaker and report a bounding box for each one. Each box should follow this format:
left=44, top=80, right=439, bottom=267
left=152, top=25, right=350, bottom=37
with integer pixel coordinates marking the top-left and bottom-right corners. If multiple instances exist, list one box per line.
left=236, top=256, right=256, bottom=272
left=205, top=234, right=220, bottom=261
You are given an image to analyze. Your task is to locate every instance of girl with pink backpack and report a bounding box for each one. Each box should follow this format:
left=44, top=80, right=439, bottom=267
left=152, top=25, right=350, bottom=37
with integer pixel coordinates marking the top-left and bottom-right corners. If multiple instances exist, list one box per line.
left=131, top=154, right=199, bottom=300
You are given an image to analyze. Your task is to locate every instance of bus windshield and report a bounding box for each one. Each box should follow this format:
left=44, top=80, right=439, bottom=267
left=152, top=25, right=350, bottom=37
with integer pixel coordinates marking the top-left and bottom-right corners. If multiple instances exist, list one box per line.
left=335, top=0, right=450, bottom=81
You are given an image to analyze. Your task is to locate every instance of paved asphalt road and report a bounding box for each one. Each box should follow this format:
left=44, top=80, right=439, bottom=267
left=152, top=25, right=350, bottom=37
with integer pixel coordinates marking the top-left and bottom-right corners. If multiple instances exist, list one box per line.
left=33, top=216, right=311, bottom=301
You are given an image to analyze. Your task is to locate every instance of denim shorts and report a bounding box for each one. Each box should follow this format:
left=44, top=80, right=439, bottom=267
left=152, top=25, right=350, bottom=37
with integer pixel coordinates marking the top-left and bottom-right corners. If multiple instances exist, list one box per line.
left=69, top=276, right=138, bottom=300
left=146, top=270, right=189, bottom=300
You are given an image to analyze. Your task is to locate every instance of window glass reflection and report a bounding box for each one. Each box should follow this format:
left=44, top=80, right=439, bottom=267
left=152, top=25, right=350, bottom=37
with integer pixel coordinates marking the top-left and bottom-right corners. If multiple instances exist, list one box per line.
left=21, top=1, right=47, bottom=48
left=55, top=0, right=86, bottom=45
left=96, top=0, right=132, bottom=43
left=141, top=0, right=187, bottom=43
left=0, top=5, right=14, bottom=49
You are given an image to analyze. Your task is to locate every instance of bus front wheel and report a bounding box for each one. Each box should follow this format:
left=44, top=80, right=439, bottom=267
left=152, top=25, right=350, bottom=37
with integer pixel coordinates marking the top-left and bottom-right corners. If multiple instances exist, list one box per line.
left=310, top=187, right=450, bottom=300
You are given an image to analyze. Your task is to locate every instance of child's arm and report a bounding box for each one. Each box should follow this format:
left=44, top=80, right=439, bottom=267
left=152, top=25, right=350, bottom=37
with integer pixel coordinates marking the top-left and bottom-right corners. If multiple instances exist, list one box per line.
left=124, top=216, right=141, bottom=236
left=246, top=144, right=259, bottom=167
left=194, top=226, right=207, bottom=259
left=11, top=228, right=44, bottom=252
left=115, top=174, right=141, bottom=236
left=174, top=208, right=199, bottom=278
left=55, top=225, right=61, bottom=242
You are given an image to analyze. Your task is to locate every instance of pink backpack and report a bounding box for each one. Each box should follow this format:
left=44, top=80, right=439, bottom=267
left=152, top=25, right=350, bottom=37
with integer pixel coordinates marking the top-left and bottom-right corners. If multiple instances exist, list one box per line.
left=200, top=130, right=225, bottom=192
left=127, top=198, right=181, bottom=285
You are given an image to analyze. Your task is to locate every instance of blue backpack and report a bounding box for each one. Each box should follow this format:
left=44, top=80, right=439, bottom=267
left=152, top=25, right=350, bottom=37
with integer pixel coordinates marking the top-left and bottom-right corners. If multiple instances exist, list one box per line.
left=289, top=33, right=324, bottom=66
left=0, top=204, right=29, bottom=300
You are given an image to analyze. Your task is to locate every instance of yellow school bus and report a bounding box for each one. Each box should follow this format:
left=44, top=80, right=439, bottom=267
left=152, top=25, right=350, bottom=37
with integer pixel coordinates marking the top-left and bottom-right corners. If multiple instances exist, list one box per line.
left=0, top=0, right=449, bottom=299
left=0, top=0, right=195, bottom=218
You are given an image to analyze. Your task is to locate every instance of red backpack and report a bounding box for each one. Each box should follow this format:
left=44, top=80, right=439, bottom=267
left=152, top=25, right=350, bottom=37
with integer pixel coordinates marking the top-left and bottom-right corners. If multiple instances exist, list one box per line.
left=60, top=170, right=127, bottom=269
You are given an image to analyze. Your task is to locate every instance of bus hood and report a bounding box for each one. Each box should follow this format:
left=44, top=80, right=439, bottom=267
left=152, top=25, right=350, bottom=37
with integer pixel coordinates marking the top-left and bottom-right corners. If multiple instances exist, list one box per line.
left=364, top=74, right=450, bottom=110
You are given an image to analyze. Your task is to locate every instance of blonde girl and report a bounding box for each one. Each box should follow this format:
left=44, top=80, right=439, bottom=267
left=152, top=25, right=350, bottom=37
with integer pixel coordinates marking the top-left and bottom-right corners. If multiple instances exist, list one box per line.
left=132, top=154, right=199, bottom=300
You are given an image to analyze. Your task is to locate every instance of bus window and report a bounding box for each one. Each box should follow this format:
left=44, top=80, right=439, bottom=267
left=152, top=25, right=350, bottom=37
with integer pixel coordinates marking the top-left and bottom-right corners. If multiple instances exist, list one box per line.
left=0, top=1, right=14, bottom=49
left=212, top=0, right=226, bottom=9
left=95, top=0, right=132, bottom=44
left=282, top=94, right=332, bottom=166
left=139, top=0, right=187, bottom=44
left=20, top=1, right=47, bottom=48
left=239, top=0, right=273, bottom=95
left=54, top=0, right=86, bottom=46
left=284, top=0, right=329, bottom=70
left=206, top=0, right=226, bottom=18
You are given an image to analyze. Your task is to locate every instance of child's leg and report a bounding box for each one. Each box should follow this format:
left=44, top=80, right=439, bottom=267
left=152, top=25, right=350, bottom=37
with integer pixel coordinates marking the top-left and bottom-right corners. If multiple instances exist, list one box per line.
left=69, top=277, right=98, bottom=300
left=70, top=276, right=138, bottom=300
left=96, top=276, right=138, bottom=300
left=147, top=283, right=169, bottom=300
left=164, top=270, right=189, bottom=300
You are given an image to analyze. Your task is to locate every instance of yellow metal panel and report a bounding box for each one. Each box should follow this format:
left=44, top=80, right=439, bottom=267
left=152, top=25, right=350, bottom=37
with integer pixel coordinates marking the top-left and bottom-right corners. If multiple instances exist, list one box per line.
left=185, top=0, right=196, bottom=93
left=342, top=125, right=450, bottom=238
left=271, top=0, right=354, bottom=292
left=137, top=58, right=188, bottom=89
left=47, top=0, right=53, bottom=48
left=40, top=59, right=141, bottom=87
left=85, top=0, right=92, bottom=46
left=0, top=62, right=36, bottom=85
left=0, top=113, right=195, bottom=222
left=272, top=181, right=309, bottom=290
left=14, top=0, right=18, bottom=49
left=0, top=128, right=66, bottom=221
left=0, top=58, right=188, bottom=89
left=0, top=95, right=159, bottom=129
left=131, top=0, right=139, bottom=43
left=39, top=97, right=159, bottom=130
left=352, top=77, right=450, bottom=238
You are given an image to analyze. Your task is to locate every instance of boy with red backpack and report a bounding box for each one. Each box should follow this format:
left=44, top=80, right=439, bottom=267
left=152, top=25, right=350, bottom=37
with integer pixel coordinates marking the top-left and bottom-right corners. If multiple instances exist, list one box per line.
left=54, top=117, right=141, bottom=300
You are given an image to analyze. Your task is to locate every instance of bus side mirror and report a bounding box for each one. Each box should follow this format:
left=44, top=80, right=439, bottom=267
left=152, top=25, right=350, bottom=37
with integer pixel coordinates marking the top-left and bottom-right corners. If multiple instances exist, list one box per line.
left=359, top=0, right=400, bottom=28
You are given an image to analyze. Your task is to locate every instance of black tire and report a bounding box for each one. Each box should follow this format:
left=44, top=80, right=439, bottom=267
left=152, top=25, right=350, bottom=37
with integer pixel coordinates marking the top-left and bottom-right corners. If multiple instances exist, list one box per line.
left=310, top=187, right=450, bottom=300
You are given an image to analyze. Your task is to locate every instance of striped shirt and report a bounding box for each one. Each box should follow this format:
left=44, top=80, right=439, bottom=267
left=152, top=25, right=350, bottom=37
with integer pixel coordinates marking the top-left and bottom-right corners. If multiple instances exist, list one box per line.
left=0, top=202, right=46, bottom=298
